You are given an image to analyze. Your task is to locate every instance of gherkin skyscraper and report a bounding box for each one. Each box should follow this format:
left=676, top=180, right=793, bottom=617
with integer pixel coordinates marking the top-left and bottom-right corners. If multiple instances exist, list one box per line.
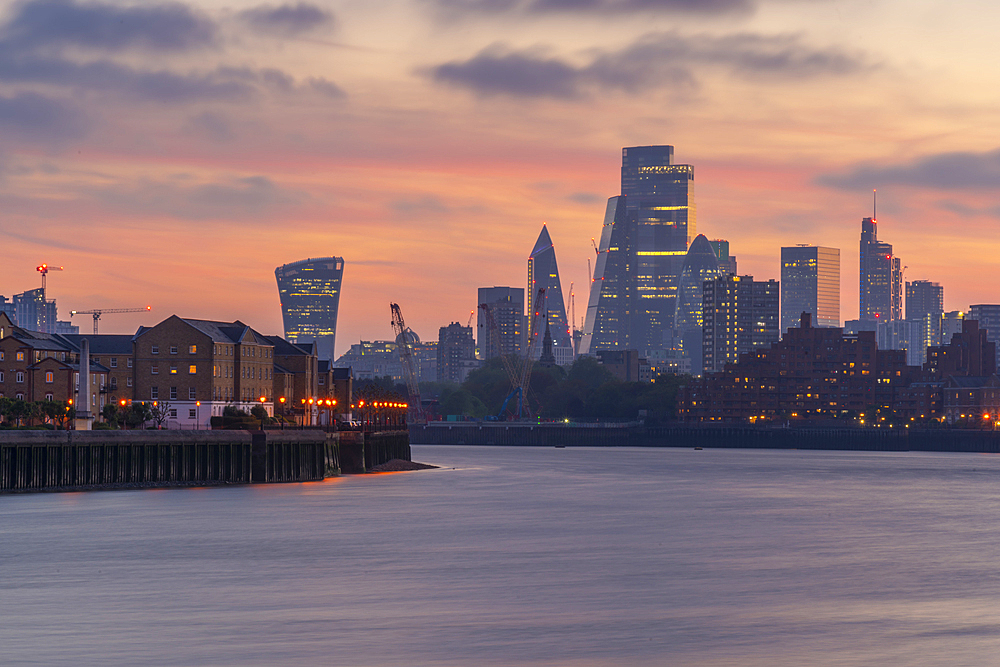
left=581, top=145, right=696, bottom=355
left=275, top=256, right=344, bottom=361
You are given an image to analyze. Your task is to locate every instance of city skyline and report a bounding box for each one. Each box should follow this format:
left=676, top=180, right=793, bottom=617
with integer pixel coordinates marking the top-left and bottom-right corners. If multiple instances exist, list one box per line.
left=3, top=0, right=1000, bottom=356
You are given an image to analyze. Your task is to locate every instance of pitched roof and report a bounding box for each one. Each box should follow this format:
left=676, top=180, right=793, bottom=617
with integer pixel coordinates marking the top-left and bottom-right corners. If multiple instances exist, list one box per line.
left=59, top=334, right=134, bottom=354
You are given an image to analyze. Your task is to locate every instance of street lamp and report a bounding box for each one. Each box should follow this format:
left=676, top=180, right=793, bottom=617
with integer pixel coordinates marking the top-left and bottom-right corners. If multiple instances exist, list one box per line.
left=259, top=395, right=266, bottom=430
left=196, top=400, right=200, bottom=430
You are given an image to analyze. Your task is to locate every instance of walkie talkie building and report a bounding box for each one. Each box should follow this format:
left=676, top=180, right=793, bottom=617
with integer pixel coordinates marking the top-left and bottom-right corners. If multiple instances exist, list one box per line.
left=275, top=256, right=344, bottom=361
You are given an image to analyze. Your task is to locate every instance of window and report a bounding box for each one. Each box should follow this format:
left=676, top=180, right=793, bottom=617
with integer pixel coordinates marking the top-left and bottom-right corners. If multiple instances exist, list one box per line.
left=170, top=387, right=177, bottom=400
left=45, top=371, right=53, bottom=383
left=16, top=351, right=24, bottom=361
left=170, top=365, right=177, bottom=374
left=0, top=371, right=3, bottom=382
left=169, top=409, right=177, bottom=418
left=319, top=377, right=325, bottom=385
left=151, top=365, right=159, bottom=375
left=151, top=386, right=159, bottom=399
left=45, top=393, right=53, bottom=402
left=127, top=358, right=133, bottom=368
left=61, top=352, right=66, bottom=361
left=110, top=357, right=118, bottom=368
left=16, top=392, right=24, bottom=400
left=152, top=345, right=159, bottom=354
left=189, top=345, right=197, bottom=354
left=170, top=346, right=178, bottom=355
left=126, top=377, right=133, bottom=387
left=15, top=371, right=24, bottom=383
left=189, top=387, right=196, bottom=400
left=189, top=365, right=196, bottom=374
left=110, top=377, right=118, bottom=389
left=93, top=357, right=100, bottom=364
left=189, top=409, right=197, bottom=419
left=0, top=351, right=3, bottom=361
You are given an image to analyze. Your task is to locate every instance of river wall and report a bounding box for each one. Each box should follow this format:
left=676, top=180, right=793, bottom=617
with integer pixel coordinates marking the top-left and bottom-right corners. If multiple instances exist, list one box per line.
left=1, top=428, right=411, bottom=494
left=411, top=422, right=1000, bottom=453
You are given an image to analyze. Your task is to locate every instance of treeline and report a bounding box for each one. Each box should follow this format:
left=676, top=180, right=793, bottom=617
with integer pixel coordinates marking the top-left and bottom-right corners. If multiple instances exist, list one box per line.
left=421, top=357, right=691, bottom=423
left=0, top=397, right=75, bottom=429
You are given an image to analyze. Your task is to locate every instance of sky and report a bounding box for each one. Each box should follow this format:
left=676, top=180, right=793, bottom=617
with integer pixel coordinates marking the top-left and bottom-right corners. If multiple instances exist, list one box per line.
left=2, top=0, right=1000, bottom=356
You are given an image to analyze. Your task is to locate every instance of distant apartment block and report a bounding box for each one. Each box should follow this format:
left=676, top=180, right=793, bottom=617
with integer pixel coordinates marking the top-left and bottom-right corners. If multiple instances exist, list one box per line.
left=702, top=275, right=779, bottom=374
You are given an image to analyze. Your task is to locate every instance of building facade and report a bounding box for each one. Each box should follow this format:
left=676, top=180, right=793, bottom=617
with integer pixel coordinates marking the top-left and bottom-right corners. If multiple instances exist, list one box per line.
left=437, top=322, right=478, bottom=384
left=859, top=216, right=902, bottom=322
left=478, top=286, right=524, bottom=360
left=582, top=145, right=695, bottom=356
left=702, top=275, right=780, bottom=374
left=673, top=234, right=721, bottom=375
left=780, top=245, right=840, bottom=333
left=275, top=256, right=345, bottom=361
left=968, top=304, right=1000, bottom=371
left=906, top=280, right=944, bottom=362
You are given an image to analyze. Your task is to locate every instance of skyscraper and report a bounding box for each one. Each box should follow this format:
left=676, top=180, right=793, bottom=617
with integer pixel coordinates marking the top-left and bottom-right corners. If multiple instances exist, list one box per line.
left=702, top=275, right=779, bottom=374
left=13, top=288, right=56, bottom=334
left=674, top=234, right=721, bottom=375
left=274, top=257, right=344, bottom=361
left=437, top=322, right=478, bottom=384
left=477, top=286, right=524, bottom=359
left=527, top=226, right=573, bottom=366
left=780, top=245, right=841, bottom=333
left=906, top=280, right=943, bottom=362
left=968, top=304, right=1000, bottom=371
left=859, top=215, right=901, bottom=322
left=582, top=145, right=695, bottom=355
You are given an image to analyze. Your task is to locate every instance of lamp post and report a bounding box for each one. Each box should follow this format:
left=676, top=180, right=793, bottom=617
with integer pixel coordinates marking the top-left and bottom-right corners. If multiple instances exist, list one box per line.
left=279, top=397, right=286, bottom=429
left=195, top=400, right=200, bottom=430
left=259, top=395, right=266, bottom=431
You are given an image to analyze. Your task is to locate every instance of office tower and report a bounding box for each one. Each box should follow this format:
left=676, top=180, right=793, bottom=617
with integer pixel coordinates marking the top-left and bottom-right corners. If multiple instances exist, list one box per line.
left=527, top=226, right=573, bottom=366
left=941, top=311, right=965, bottom=344
left=477, top=287, right=524, bottom=359
left=708, top=239, right=737, bottom=275
left=780, top=245, right=841, bottom=333
left=14, top=288, right=57, bottom=333
left=968, top=304, right=1000, bottom=371
left=906, top=280, right=944, bottom=362
left=437, top=322, right=478, bottom=384
left=674, top=234, right=721, bottom=375
left=274, top=256, right=344, bottom=362
left=0, top=296, right=14, bottom=321
left=702, top=275, right=779, bottom=374
left=859, top=215, right=902, bottom=322
left=877, top=319, right=923, bottom=367
left=581, top=145, right=695, bottom=355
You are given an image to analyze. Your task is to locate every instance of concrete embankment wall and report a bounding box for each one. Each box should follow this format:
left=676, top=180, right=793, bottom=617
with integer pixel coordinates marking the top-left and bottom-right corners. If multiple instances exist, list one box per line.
left=0, top=430, right=336, bottom=494
left=412, top=422, right=1000, bottom=453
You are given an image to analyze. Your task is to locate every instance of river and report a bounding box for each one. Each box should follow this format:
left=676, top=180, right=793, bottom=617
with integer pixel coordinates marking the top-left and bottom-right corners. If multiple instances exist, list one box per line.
left=3, top=445, right=1000, bottom=665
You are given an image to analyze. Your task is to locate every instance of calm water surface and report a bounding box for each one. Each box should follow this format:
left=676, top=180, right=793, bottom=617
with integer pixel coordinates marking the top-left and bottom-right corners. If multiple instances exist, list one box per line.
left=4, top=445, right=1000, bottom=666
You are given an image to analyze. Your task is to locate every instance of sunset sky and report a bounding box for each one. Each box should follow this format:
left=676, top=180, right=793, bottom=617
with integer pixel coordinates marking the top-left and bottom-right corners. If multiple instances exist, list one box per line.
left=3, top=0, right=1000, bottom=355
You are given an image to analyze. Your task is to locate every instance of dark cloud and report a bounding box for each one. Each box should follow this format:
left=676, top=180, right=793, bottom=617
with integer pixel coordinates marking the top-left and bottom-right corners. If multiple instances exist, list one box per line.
left=184, top=111, right=234, bottom=142
left=239, top=3, right=334, bottom=36
left=432, top=47, right=581, bottom=98
left=433, top=0, right=751, bottom=16
left=96, top=175, right=307, bottom=221
left=1, top=0, right=216, bottom=52
left=819, top=149, right=1000, bottom=191
left=0, top=91, right=88, bottom=144
left=306, top=77, right=347, bottom=98
left=430, top=32, right=870, bottom=98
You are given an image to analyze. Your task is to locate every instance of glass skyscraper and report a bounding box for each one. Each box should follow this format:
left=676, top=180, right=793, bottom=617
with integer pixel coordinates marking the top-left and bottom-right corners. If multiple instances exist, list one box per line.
left=581, top=145, right=695, bottom=355
left=780, top=245, right=841, bottom=333
left=527, top=226, right=573, bottom=366
left=275, top=256, right=344, bottom=361
left=674, top=234, right=721, bottom=375
left=859, top=217, right=902, bottom=322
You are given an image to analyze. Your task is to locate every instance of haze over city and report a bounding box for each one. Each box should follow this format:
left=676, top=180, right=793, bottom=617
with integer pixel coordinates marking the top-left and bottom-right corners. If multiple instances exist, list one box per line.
left=3, top=0, right=1000, bottom=356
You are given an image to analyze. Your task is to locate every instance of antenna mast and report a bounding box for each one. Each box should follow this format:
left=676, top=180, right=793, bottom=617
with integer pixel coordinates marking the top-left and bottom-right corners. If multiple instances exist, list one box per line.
left=873, top=188, right=877, bottom=221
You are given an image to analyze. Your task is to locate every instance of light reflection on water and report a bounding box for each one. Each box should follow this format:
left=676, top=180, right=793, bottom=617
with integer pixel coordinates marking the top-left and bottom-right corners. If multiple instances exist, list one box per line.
left=3, top=446, right=1000, bottom=666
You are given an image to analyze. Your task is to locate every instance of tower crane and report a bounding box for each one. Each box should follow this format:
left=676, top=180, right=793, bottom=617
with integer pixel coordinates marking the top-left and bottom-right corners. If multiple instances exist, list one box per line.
left=36, top=264, right=63, bottom=291
left=390, top=303, right=424, bottom=424
left=70, top=306, right=151, bottom=335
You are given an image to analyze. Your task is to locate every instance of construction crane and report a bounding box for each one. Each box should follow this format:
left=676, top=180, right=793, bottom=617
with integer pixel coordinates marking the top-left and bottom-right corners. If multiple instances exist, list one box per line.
left=36, top=264, right=63, bottom=291
left=466, top=310, right=475, bottom=327
left=480, top=291, right=545, bottom=421
left=390, top=303, right=424, bottom=424
left=70, top=306, right=151, bottom=335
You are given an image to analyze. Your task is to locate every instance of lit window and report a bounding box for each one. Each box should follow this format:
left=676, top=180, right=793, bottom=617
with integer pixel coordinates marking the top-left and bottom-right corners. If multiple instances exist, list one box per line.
left=45, top=371, right=53, bottom=383
left=151, top=365, right=159, bottom=375
left=16, top=351, right=24, bottom=361
left=189, top=365, right=196, bottom=374
left=170, top=365, right=177, bottom=374
left=189, top=345, right=197, bottom=354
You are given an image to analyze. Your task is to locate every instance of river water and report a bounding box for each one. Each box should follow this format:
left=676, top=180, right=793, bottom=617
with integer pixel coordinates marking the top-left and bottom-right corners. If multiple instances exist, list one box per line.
left=3, top=445, right=1000, bottom=666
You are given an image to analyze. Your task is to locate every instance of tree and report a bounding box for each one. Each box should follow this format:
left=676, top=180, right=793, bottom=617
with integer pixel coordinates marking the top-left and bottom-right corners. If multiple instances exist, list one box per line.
left=124, top=402, right=152, bottom=429
left=150, top=401, right=172, bottom=429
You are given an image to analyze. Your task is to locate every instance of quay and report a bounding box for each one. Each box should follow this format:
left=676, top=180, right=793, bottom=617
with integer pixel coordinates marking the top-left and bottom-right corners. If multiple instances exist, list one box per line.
left=411, top=421, right=1000, bottom=454
left=0, top=429, right=410, bottom=494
